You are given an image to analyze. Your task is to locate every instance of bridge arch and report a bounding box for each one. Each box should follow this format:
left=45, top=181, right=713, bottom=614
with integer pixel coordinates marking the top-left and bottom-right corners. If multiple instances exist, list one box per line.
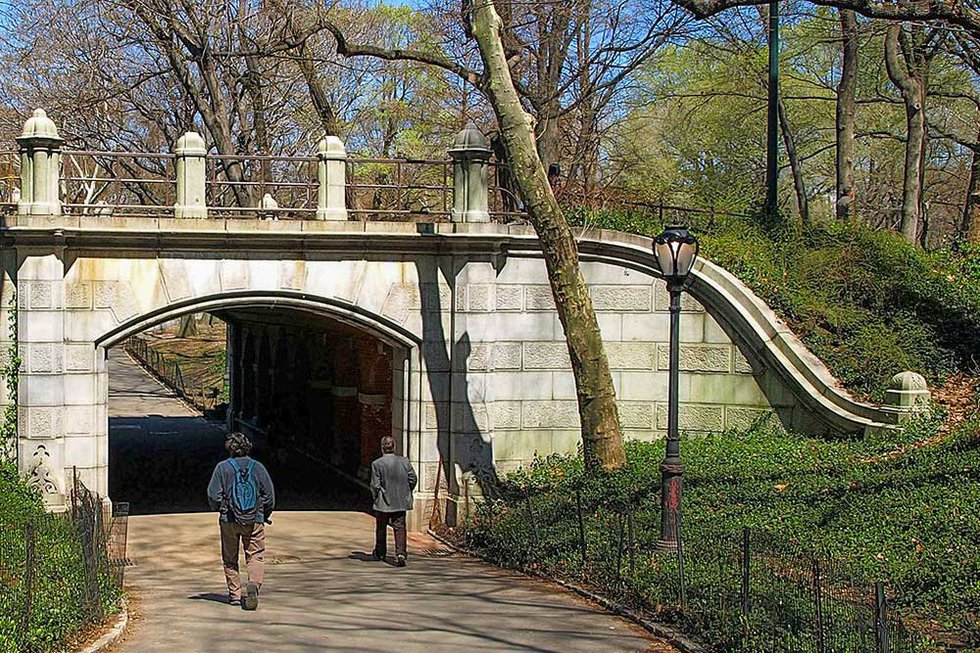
left=5, top=221, right=897, bottom=523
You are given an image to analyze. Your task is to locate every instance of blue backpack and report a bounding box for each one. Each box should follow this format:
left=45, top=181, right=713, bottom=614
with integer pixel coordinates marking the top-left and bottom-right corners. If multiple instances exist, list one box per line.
left=227, top=458, right=258, bottom=521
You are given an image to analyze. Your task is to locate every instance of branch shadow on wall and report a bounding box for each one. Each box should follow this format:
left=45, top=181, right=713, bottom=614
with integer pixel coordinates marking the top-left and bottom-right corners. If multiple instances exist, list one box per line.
left=416, top=257, right=498, bottom=527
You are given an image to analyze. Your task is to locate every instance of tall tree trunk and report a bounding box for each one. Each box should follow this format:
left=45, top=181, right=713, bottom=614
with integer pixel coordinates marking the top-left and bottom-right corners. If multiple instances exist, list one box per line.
left=471, top=0, right=625, bottom=471
left=243, top=54, right=272, bottom=187
left=777, top=97, right=809, bottom=224
left=836, top=9, right=858, bottom=221
left=885, top=24, right=927, bottom=244
left=961, top=123, right=980, bottom=244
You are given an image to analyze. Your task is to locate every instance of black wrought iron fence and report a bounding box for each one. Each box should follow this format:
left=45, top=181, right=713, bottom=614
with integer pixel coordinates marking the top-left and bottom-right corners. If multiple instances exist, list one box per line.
left=0, top=470, right=126, bottom=652
left=465, top=484, right=925, bottom=653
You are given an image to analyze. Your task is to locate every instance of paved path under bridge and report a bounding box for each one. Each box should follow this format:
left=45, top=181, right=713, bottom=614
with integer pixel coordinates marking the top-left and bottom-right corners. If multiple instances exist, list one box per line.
left=106, top=350, right=675, bottom=652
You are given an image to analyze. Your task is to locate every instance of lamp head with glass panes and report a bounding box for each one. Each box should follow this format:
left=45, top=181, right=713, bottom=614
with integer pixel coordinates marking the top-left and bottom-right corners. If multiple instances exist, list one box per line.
left=653, top=226, right=699, bottom=289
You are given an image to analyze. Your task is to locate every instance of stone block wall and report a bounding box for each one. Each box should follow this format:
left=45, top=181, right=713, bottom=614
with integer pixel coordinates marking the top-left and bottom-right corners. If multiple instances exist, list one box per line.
left=448, top=258, right=770, bottom=476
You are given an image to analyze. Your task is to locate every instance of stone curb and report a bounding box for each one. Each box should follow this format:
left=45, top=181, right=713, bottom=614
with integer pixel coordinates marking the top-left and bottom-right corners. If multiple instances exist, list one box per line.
left=426, top=529, right=709, bottom=653
left=76, top=598, right=128, bottom=653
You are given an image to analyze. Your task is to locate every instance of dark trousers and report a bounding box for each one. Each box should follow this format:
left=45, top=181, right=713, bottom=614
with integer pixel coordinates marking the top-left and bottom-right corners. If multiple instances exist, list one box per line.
left=373, top=510, right=407, bottom=559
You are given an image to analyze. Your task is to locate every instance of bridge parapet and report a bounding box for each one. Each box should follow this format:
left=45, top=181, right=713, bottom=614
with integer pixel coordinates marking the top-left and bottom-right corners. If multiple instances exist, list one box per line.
left=4, top=111, right=521, bottom=223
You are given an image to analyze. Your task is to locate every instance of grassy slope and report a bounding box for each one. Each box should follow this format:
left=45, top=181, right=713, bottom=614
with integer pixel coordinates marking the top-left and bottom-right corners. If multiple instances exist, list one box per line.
left=569, top=208, right=980, bottom=401
left=465, top=210, right=980, bottom=645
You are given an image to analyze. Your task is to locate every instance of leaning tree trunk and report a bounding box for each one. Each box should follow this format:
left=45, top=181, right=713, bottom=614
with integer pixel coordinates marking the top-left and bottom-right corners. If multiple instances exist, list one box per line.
left=836, top=9, right=858, bottom=222
left=471, top=0, right=625, bottom=471
left=777, top=97, right=809, bottom=224
left=885, top=24, right=927, bottom=244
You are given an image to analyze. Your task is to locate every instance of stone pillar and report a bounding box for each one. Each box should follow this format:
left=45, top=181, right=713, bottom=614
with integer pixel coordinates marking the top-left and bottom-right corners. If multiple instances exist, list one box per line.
left=881, top=371, right=931, bottom=424
left=316, top=136, right=348, bottom=221
left=17, top=109, right=63, bottom=216
left=17, top=253, right=68, bottom=508
left=448, top=123, right=491, bottom=223
left=174, top=131, right=207, bottom=219
left=259, top=193, right=279, bottom=220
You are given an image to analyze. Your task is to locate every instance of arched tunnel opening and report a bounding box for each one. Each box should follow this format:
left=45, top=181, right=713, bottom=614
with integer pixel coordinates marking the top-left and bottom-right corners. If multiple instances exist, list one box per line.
left=108, top=306, right=405, bottom=516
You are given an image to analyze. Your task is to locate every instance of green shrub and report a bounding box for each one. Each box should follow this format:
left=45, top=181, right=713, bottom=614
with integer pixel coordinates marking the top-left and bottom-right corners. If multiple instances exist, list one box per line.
left=461, top=418, right=980, bottom=648
left=0, top=462, right=121, bottom=653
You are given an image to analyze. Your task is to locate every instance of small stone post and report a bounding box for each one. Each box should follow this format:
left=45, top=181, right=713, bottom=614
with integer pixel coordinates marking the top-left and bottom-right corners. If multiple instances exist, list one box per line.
left=174, top=131, right=207, bottom=219
left=259, top=193, right=279, bottom=220
left=881, top=371, right=931, bottom=424
left=448, top=123, right=491, bottom=223
left=317, top=136, right=348, bottom=221
left=17, top=109, right=63, bottom=216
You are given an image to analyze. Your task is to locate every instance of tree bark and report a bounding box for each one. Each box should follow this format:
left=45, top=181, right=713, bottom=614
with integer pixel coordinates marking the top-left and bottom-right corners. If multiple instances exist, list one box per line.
left=884, top=23, right=928, bottom=244
left=960, top=123, right=980, bottom=244
left=777, top=97, right=809, bottom=224
left=471, top=0, right=625, bottom=471
left=836, top=9, right=858, bottom=221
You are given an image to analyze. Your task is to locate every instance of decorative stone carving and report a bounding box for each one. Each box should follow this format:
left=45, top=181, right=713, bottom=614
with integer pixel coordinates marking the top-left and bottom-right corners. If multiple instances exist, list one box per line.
left=28, top=444, right=58, bottom=495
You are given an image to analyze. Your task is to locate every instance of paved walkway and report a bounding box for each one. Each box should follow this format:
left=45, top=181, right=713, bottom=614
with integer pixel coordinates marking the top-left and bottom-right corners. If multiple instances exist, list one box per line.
left=107, top=347, right=673, bottom=652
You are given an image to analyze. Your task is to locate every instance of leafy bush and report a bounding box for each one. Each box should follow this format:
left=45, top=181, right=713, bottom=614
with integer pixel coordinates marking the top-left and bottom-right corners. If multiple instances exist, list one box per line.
left=0, top=463, right=121, bottom=653
left=566, top=206, right=980, bottom=399
left=460, top=418, right=980, bottom=648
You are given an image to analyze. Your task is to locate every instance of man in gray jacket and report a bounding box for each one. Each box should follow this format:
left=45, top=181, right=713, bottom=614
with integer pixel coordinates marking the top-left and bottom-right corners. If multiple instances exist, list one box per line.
left=371, top=436, right=417, bottom=566
left=207, top=432, right=275, bottom=609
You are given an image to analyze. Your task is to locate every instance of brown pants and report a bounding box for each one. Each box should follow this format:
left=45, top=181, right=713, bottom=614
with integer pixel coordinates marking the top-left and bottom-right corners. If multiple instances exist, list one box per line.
left=374, top=510, right=407, bottom=559
left=219, top=521, right=265, bottom=600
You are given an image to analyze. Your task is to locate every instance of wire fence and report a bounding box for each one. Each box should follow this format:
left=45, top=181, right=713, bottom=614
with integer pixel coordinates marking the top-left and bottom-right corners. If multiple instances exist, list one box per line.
left=464, top=482, right=926, bottom=653
left=124, top=334, right=225, bottom=414
left=0, top=470, right=127, bottom=652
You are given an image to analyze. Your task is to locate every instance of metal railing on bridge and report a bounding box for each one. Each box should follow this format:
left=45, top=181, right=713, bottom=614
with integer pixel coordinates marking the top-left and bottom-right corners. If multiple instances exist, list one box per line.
left=4, top=110, right=727, bottom=227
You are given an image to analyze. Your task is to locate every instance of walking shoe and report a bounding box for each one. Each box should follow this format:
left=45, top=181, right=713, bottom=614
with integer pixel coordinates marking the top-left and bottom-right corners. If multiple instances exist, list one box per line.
left=242, top=582, right=259, bottom=611
left=396, top=555, right=407, bottom=567
left=229, top=596, right=241, bottom=607
left=371, top=551, right=384, bottom=562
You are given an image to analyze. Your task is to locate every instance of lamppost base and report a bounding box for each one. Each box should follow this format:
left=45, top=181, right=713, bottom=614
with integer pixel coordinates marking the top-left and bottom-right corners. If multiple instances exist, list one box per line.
left=656, top=538, right=679, bottom=553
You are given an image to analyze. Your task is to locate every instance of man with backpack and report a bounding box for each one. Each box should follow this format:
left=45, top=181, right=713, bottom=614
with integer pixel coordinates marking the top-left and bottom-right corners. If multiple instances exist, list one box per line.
left=207, top=432, right=275, bottom=610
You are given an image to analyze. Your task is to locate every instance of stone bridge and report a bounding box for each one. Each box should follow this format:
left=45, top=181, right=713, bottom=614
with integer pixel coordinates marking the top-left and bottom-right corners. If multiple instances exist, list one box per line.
left=0, top=110, right=917, bottom=527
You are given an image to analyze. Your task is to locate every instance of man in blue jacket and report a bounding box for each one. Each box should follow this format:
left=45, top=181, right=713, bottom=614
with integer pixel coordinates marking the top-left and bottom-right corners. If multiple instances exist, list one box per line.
left=207, top=432, right=275, bottom=609
left=371, top=436, right=417, bottom=567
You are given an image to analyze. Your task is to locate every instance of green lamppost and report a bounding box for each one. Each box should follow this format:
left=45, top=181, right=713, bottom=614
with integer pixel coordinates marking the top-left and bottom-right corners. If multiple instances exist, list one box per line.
left=652, top=225, right=700, bottom=549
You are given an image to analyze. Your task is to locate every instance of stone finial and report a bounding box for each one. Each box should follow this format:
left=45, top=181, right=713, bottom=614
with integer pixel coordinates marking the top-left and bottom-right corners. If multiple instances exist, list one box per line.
left=175, top=130, right=206, bottom=155
left=316, top=136, right=348, bottom=221
left=448, top=122, right=491, bottom=223
left=451, top=122, right=492, bottom=152
left=882, top=371, right=930, bottom=423
left=174, top=131, right=207, bottom=218
left=20, top=108, right=62, bottom=142
left=17, top=108, right=63, bottom=216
